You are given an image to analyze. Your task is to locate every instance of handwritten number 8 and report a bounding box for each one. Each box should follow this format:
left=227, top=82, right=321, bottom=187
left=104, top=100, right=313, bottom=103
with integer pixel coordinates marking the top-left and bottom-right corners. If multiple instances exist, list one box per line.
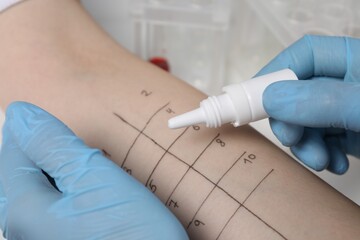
left=216, top=138, right=225, bottom=147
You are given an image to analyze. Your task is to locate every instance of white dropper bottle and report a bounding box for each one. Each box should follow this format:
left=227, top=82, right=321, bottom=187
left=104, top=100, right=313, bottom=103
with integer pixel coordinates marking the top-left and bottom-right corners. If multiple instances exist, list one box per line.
left=168, top=69, right=298, bottom=129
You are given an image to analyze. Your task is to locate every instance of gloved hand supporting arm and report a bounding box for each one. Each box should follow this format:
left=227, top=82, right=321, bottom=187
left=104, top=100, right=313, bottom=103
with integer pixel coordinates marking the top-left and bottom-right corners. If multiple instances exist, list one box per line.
left=0, top=102, right=188, bottom=240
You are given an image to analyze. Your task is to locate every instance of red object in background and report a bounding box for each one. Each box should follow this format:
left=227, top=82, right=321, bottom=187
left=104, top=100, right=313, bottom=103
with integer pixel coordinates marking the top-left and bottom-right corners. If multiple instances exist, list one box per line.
left=149, top=57, right=170, bottom=72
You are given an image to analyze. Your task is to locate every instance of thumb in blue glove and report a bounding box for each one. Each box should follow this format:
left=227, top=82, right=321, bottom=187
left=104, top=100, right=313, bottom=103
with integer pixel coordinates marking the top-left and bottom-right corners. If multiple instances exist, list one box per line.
left=0, top=101, right=188, bottom=240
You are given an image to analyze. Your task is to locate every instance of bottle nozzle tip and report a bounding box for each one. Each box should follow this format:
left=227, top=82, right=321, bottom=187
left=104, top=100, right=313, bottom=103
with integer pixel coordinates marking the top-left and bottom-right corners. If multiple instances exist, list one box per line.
left=168, top=108, right=205, bottom=129
left=168, top=118, right=179, bottom=129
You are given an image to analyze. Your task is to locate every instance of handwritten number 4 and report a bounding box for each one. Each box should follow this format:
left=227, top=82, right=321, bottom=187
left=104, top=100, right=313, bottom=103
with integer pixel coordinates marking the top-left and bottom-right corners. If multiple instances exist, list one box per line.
left=166, top=108, right=175, bottom=114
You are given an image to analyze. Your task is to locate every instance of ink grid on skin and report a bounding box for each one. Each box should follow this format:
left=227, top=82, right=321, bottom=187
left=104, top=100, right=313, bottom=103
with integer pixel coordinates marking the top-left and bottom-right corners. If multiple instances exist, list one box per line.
left=109, top=89, right=287, bottom=240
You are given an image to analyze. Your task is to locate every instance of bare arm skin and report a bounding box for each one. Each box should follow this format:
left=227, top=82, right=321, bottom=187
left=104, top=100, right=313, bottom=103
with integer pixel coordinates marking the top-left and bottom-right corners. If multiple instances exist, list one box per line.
left=0, top=1, right=359, bottom=239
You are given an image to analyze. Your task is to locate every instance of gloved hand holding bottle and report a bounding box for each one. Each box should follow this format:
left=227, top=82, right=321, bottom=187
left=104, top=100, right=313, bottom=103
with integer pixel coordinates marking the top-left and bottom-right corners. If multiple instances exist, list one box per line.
left=258, top=35, right=360, bottom=174
left=0, top=102, right=188, bottom=240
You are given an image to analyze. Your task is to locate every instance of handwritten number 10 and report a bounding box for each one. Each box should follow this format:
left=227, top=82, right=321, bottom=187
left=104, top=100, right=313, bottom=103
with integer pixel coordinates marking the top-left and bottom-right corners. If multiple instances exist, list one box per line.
left=244, top=154, right=256, bottom=164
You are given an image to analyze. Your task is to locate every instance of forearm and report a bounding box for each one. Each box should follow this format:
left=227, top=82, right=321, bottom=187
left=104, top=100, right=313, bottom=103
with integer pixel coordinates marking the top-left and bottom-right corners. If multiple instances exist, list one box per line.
left=0, top=1, right=359, bottom=239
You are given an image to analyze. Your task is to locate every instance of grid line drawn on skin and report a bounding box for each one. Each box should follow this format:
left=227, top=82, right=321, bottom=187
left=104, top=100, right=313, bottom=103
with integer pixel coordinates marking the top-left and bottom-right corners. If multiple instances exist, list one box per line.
left=113, top=104, right=286, bottom=239
left=186, top=151, right=247, bottom=229
left=119, top=102, right=170, bottom=168
left=214, top=169, right=288, bottom=240
left=145, top=127, right=189, bottom=187
left=165, top=133, right=220, bottom=206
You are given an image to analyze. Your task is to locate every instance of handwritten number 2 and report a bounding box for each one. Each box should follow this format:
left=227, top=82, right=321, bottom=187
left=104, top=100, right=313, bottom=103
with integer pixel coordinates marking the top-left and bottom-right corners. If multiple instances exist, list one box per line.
left=141, top=90, right=152, bottom=97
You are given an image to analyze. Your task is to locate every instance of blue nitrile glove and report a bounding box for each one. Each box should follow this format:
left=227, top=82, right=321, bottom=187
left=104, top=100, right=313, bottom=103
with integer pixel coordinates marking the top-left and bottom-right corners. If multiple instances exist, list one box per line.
left=0, top=102, right=188, bottom=240
left=256, top=35, right=360, bottom=174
